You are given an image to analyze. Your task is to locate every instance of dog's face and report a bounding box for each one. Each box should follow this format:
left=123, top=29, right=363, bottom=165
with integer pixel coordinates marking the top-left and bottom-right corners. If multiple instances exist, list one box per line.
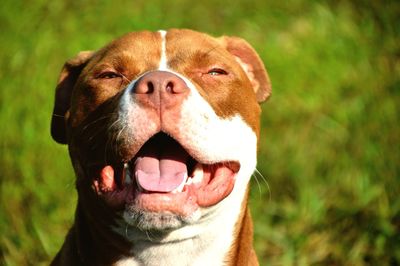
left=51, top=29, right=270, bottom=232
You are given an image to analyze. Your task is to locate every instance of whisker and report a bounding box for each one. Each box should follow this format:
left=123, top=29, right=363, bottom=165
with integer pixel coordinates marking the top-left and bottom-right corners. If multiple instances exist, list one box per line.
left=82, top=115, right=114, bottom=132
left=114, top=124, right=128, bottom=157
left=253, top=168, right=271, bottom=202
left=125, top=223, right=129, bottom=239
left=145, top=230, right=154, bottom=242
left=252, top=172, right=262, bottom=198
left=101, top=116, right=129, bottom=164
left=108, top=116, right=122, bottom=131
left=110, top=118, right=125, bottom=158
left=87, top=116, right=121, bottom=153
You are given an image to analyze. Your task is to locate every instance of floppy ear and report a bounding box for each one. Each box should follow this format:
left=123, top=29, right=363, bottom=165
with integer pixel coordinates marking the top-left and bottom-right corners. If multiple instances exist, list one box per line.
left=220, top=36, right=271, bottom=102
left=51, top=51, right=93, bottom=144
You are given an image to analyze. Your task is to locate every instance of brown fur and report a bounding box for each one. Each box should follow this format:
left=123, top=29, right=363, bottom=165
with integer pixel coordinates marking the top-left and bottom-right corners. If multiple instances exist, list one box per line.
left=51, top=29, right=270, bottom=265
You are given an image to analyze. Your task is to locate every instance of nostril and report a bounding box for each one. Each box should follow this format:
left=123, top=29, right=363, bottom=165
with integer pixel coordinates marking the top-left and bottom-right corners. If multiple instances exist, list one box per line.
left=147, top=81, right=154, bottom=94
left=134, top=81, right=154, bottom=94
left=166, top=81, right=174, bottom=93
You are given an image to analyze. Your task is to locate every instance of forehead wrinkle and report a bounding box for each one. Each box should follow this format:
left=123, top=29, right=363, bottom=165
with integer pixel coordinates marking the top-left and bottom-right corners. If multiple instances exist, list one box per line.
left=166, top=32, right=216, bottom=61
left=202, top=45, right=221, bottom=58
left=171, top=47, right=224, bottom=70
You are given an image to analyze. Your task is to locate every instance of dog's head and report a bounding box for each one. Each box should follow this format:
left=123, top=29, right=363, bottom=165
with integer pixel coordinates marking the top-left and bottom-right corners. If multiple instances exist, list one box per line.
left=51, top=29, right=270, bottom=232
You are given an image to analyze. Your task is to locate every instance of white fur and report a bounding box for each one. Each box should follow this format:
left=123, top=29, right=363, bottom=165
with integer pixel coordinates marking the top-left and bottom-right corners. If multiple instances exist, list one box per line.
left=158, top=30, right=168, bottom=70
left=119, top=81, right=159, bottom=148
left=113, top=30, right=257, bottom=266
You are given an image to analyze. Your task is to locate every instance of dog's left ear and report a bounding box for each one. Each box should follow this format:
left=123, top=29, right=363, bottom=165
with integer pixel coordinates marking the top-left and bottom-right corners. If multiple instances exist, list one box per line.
left=220, top=36, right=271, bottom=102
left=51, top=51, right=94, bottom=144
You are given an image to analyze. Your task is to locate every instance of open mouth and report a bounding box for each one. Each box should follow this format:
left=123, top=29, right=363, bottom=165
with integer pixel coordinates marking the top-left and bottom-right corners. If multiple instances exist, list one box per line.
left=93, top=132, right=240, bottom=216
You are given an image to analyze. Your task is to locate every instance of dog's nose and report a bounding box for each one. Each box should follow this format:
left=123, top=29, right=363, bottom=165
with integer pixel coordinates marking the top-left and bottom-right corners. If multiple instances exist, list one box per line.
left=134, top=71, right=187, bottom=94
left=132, top=71, right=189, bottom=109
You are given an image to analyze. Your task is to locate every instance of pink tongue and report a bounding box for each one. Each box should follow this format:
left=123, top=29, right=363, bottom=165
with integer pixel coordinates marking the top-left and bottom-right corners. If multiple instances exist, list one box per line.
left=135, top=134, right=189, bottom=193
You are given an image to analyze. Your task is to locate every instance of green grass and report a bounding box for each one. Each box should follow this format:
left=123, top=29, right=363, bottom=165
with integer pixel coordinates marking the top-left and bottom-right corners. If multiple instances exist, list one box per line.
left=1, top=1, right=399, bottom=265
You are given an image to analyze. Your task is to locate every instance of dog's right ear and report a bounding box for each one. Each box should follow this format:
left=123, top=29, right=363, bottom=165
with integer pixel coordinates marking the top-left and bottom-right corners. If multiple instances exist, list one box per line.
left=51, top=51, right=93, bottom=144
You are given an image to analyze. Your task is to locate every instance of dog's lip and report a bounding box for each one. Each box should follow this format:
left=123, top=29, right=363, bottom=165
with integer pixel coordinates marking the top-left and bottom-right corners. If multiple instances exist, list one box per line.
left=102, top=161, right=239, bottom=216
left=119, top=132, right=240, bottom=188
left=92, top=132, right=240, bottom=214
left=93, top=161, right=239, bottom=215
left=129, top=162, right=238, bottom=216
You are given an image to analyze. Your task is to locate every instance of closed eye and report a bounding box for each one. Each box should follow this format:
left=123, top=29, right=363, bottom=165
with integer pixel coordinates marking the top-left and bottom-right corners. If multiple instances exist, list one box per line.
left=97, top=71, right=122, bottom=79
left=207, top=68, right=228, bottom=76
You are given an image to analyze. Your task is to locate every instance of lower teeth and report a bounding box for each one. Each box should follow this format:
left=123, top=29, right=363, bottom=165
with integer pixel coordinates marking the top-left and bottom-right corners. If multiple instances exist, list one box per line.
left=171, top=173, right=188, bottom=193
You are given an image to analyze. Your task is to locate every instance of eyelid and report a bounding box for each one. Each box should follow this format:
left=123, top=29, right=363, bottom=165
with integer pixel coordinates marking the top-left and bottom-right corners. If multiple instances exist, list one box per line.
left=207, top=68, right=228, bottom=75
left=96, top=71, right=122, bottom=79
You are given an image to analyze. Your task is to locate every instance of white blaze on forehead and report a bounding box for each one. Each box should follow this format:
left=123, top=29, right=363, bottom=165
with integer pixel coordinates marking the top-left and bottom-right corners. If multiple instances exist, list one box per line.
left=158, top=30, right=168, bottom=70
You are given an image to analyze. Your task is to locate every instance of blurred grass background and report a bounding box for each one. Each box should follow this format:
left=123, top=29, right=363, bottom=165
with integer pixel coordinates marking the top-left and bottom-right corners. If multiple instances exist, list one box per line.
left=0, top=0, right=399, bottom=265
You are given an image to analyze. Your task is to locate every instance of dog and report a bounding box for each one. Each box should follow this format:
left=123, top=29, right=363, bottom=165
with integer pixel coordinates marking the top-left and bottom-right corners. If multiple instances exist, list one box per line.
left=50, top=29, right=271, bottom=266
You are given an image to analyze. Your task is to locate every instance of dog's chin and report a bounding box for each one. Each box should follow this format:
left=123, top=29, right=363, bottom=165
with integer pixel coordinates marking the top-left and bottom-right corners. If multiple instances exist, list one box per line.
left=122, top=207, right=201, bottom=231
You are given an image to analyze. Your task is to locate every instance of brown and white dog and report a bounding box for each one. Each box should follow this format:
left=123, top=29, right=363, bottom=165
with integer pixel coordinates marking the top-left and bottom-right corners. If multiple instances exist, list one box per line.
left=50, top=29, right=271, bottom=266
